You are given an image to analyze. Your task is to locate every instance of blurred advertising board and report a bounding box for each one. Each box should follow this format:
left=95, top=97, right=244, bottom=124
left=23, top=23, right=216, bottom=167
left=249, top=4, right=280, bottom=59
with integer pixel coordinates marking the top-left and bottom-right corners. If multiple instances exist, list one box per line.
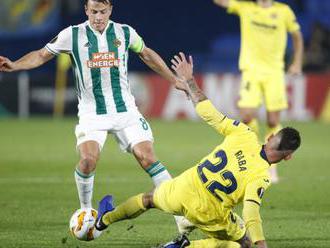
left=0, top=72, right=329, bottom=121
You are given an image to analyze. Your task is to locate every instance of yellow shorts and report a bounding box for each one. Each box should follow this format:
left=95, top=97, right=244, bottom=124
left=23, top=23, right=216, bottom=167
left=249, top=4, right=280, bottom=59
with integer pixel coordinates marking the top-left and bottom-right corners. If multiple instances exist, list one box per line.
left=238, top=70, right=288, bottom=112
left=153, top=170, right=246, bottom=241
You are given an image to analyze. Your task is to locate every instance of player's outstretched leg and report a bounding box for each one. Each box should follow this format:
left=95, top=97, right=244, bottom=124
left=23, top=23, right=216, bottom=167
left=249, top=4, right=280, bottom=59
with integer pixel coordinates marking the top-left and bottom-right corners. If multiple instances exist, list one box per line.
left=133, top=142, right=195, bottom=234
left=95, top=193, right=149, bottom=231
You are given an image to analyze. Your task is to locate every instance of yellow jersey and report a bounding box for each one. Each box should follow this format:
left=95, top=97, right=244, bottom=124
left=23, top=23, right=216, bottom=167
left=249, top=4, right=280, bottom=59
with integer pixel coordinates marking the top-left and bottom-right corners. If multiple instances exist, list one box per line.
left=185, top=100, right=272, bottom=242
left=227, top=0, right=300, bottom=72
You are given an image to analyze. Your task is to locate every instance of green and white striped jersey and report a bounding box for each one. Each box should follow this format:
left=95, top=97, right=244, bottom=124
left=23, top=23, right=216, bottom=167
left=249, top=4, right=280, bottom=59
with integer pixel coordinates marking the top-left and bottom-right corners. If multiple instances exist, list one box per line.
left=45, top=20, right=145, bottom=116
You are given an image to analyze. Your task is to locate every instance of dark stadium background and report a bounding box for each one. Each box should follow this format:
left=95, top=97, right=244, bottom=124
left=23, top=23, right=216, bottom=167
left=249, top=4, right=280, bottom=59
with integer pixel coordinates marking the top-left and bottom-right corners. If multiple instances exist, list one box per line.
left=0, top=0, right=329, bottom=119
left=0, top=1, right=329, bottom=248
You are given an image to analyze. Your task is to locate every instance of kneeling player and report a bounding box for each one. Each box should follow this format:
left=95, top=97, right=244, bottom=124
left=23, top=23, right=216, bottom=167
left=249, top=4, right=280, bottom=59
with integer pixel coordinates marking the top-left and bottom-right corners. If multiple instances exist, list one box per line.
left=95, top=53, right=301, bottom=248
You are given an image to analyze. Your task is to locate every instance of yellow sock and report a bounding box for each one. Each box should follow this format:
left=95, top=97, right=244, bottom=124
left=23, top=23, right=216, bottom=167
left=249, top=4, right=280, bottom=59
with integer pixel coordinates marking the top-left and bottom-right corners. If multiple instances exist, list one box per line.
left=246, top=119, right=259, bottom=138
left=102, top=193, right=146, bottom=225
left=188, top=239, right=240, bottom=248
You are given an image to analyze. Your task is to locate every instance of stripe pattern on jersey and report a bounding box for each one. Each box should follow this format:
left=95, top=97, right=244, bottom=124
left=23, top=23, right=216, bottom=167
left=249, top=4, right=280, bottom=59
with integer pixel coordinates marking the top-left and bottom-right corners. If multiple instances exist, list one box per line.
left=86, top=25, right=107, bottom=115
left=106, top=23, right=127, bottom=113
left=71, top=27, right=85, bottom=99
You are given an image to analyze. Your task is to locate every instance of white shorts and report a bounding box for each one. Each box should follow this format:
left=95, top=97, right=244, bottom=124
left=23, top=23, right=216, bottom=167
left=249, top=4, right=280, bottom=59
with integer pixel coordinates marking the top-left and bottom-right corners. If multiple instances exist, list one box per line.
left=75, top=110, right=154, bottom=153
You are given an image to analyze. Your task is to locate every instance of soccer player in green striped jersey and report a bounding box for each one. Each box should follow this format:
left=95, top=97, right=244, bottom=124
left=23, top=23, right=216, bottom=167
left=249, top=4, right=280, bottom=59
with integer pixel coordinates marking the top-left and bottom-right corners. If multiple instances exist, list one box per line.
left=0, top=0, right=190, bottom=233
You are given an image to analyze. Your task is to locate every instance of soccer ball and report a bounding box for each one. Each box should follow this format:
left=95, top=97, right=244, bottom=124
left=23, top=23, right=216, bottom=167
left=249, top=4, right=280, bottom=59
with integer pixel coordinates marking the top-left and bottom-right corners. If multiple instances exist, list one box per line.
left=69, top=208, right=103, bottom=241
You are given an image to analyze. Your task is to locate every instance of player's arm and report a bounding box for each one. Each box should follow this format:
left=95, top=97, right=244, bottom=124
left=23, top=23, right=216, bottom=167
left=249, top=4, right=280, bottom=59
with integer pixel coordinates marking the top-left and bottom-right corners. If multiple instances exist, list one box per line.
left=214, top=0, right=243, bottom=15
left=171, top=52, right=249, bottom=137
left=139, top=47, right=176, bottom=84
left=213, top=0, right=230, bottom=8
left=242, top=179, right=270, bottom=248
left=0, top=48, right=54, bottom=72
left=138, top=46, right=188, bottom=94
left=285, top=6, right=304, bottom=76
left=288, top=30, right=304, bottom=76
left=127, top=25, right=187, bottom=93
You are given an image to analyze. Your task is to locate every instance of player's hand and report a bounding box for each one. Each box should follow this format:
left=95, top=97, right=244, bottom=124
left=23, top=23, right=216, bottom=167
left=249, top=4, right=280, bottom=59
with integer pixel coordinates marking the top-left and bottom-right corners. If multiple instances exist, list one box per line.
left=0, top=56, right=16, bottom=72
left=288, top=62, right=302, bottom=76
left=173, top=76, right=190, bottom=99
left=171, top=52, right=194, bottom=83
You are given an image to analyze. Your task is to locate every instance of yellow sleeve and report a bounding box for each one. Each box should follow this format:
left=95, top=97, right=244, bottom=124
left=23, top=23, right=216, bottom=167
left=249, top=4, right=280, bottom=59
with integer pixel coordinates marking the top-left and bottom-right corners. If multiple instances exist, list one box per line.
left=285, top=6, right=300, bottom=33
left=227, top=0, right=251, bottom=15
left=242, top=178, right=271, bottom=243
left=227, top=0, right=242, bottom=15
left=195, top=100, right=250, bottom=137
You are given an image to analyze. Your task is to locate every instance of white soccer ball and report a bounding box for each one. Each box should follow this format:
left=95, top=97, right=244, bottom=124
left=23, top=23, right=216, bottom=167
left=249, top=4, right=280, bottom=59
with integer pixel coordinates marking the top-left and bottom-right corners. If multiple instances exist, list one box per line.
left=69, top=208, right=103, bottom=241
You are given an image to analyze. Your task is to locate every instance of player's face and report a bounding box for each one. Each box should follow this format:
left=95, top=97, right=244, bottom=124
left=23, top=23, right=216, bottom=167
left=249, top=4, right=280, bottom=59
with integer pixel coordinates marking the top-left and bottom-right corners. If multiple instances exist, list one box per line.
left=85, top=0, right=112, bottom=33
left=266, top=134, right=294, bottom=163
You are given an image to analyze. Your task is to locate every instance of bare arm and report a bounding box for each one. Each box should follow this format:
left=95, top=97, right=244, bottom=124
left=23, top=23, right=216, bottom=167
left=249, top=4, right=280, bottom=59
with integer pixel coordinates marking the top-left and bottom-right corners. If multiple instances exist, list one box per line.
left=0, top=48, right=54, bottom=72
left=288, top=30, right=304, bottom=75
left=171, top=52, right=207, bottom=105
left=139, top=47, right=188, bottom=93
left=213, top=0, right=230, bottom=8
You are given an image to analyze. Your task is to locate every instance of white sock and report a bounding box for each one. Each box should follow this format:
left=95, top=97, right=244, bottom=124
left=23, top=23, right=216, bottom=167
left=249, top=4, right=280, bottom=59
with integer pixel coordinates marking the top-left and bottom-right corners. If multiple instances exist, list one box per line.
left=74, top=168, right=94, bottom=209
left=146, top=162, right=195, bottom=234
left=146, top=161, right=171, bottom=187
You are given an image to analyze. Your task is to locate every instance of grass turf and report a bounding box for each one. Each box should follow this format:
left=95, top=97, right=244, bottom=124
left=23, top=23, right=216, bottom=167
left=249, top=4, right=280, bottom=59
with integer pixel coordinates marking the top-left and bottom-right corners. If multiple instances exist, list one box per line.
left=0, top=118, right=329, bottom=248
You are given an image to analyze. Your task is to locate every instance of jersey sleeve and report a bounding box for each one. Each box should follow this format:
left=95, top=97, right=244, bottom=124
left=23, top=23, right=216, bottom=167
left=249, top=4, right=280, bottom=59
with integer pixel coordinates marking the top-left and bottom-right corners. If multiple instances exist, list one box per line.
left=195, top=100, right=250, bottom=137
left=128, top=26, right=145, bottom=53
left=242, top=178, right=271, bottom=243
left=45, top=26, right=72, bottom=56
left=227, top=0, right=245, bottom=15
left=284, top=6, right=300, bottom=33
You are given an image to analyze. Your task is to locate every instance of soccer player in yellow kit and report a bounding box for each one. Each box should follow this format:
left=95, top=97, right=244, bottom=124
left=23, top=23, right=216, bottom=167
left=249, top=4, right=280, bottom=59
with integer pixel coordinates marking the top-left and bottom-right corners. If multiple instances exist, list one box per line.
left=95, top=53, right=301, bottom=248
left=213, top=0, right=304, bottom=183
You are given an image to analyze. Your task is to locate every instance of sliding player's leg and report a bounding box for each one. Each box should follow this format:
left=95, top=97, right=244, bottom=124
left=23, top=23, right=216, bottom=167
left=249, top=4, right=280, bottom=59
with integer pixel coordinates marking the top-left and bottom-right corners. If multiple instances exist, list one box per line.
left=96, top=178, right=184, bottom=230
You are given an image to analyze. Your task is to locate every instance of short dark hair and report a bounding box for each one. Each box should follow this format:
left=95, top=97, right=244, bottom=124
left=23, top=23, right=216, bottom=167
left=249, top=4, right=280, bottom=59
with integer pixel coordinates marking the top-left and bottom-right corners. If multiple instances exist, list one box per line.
left=277, top=127, right=301, bottom=151
left=85, top=0, right=112, bottom=6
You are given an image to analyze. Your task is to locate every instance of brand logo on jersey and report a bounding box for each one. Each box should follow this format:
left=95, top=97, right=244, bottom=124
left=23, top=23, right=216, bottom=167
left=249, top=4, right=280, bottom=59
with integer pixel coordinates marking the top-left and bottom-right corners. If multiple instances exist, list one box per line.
left=257, top=187, right=265, bottom=199
left=87, top=52, right=120, bottom=68
left=113, top=39, right=122, bottom=48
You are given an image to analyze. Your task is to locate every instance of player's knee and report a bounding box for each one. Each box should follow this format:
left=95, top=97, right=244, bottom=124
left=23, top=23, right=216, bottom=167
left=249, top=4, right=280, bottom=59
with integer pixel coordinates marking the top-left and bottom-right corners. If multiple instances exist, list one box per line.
left=267, top=118, right=279, bottom=128
left=142, top=192, right=154, bottom=209
left=79, top=156, right=97, bottom=174
left=240, top=109, right=256, bottom=124
left=267, top=112, right=280, bottom=128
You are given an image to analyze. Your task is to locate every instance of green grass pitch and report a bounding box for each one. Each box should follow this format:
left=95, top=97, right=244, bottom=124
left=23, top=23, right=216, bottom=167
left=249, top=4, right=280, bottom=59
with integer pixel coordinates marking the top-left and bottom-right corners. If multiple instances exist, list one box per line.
left=0, top=118, right=329, bottom=248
